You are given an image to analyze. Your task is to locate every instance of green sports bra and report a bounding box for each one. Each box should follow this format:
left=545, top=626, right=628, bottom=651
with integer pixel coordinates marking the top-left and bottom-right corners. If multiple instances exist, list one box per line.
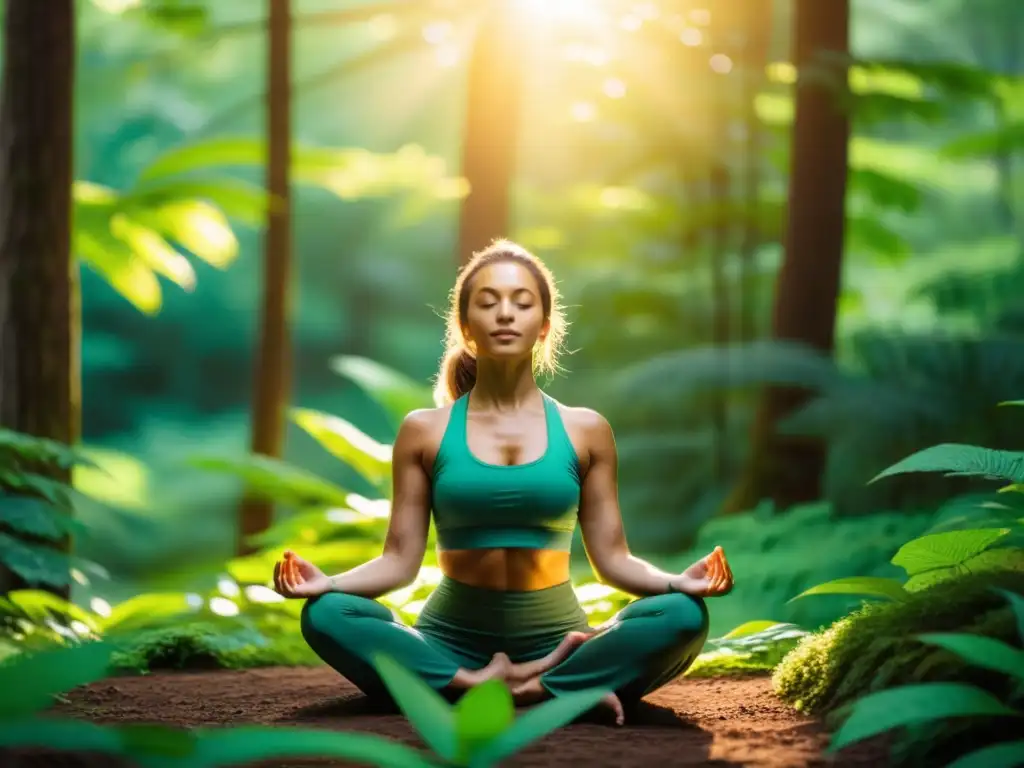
left=430, top=392, right=582, bottom=551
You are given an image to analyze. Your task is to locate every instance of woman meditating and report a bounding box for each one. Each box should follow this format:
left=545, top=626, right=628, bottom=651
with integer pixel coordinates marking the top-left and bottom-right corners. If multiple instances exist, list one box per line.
left=272, top=240, right=734, bottom=725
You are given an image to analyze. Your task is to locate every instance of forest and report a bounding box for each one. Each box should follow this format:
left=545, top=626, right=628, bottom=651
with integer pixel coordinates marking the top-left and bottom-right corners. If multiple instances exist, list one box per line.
left=1, top=0, right=1023, bottom=766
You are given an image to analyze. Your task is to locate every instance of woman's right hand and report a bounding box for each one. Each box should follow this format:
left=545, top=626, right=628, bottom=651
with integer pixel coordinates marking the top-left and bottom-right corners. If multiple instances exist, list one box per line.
left=273, top=550, right=332, bottom=599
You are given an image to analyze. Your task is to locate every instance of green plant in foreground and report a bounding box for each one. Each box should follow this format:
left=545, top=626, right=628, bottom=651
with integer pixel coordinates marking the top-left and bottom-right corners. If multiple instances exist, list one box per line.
left=0, top=640, right=608, bottom=767
left=372, top=653, right=610, bottom=767
left=825, top=588, right=1024, bottom=766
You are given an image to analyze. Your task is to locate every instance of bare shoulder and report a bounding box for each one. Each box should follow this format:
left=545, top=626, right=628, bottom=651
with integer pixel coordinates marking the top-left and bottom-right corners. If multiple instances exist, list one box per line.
left=551, top=399, right=615, bottom=447
left=396, top=406, right=454, bottom=462
left=400, top=406, right=452, bottom=439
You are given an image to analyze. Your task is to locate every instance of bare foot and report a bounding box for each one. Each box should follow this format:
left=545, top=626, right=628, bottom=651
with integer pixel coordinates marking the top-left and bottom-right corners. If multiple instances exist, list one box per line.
left=509, top=631, right=591, bottom=684
left=510, top=676, right=625, bottom=726
left=450, top=652, right=512, bottom=689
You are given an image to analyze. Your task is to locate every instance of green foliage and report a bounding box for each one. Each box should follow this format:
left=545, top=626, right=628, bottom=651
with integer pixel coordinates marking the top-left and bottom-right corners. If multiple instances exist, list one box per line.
left=0, top=430, right=105, bottom=591
left=773, top=572, right=1024, bottom=766
left=824, top=588, right=1024, bottom=767
left=373, top=653, right=610, bottom=768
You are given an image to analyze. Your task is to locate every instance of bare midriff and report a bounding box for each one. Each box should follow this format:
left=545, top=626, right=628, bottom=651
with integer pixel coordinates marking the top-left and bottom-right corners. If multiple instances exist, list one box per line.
left=438, top=548, right=572, bottom=591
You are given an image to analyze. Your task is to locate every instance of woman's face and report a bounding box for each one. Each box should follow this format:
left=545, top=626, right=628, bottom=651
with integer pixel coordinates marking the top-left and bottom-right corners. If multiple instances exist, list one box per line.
left=462, top=260, right=548, bottom=361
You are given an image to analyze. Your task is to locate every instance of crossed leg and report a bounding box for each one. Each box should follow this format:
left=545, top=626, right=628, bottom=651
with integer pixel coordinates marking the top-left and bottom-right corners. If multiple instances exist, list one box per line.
left=510, top=591, right=710, bottom=724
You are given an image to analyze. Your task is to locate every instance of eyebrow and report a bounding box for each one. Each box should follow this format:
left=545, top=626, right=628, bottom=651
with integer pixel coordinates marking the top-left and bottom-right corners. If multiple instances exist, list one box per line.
left=476, top=286, right=535, bottom=299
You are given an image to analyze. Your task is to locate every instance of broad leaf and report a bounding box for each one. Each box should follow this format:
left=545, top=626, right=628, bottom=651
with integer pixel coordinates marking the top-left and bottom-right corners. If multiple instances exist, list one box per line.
left=0, top=532, right=76, bottom=589
left=0, top=718, right=123, bottom=755
left=830, top=683, right=1018, bottom=752
left=186, top=453, right=350, bottom=509
left=720, top=620, right=786, bottom=639
left=994, top=588, right=1024, bottom=642
left=891, top=529, right=1010, bottom=575
left=917, top=632, right=1024, bottom=681
left=373, top=653, right=456, bottom=761
left=101, top=593, right=195, bottom=635
left=468, top=688, right=610, bottom=767
left=788, top=577, right=908, bottom=603
left=454, top=680, right=514, bottom=764
left=291, top=408, right=392, bottom=489
left=0, top=495, right=83, bottom=540
left=945, top=740, right=1024, bottom=768
left=330, top=356, right=433, bottom=428
left=156, top=724, right=436, bottom=768
left=871, top=444, right=1024, bottom=485
left=0, top=642, right=114, bottom=717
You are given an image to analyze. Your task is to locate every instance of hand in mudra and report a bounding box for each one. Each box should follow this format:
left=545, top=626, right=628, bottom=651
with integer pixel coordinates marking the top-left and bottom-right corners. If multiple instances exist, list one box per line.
left=273, top=550, right=331, bottom=599
left=672, top=545, right=734, bottom=598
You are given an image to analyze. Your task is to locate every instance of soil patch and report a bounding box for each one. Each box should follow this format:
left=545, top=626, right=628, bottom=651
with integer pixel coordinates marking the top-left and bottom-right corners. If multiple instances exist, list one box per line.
left=10, top=666, right=884, bottom=767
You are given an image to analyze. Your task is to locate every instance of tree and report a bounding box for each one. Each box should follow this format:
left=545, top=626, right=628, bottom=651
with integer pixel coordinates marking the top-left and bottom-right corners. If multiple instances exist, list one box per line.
left=0, top=0, right=78, bottom=595
left=455, top=0, right=525, bottom=266
left=723, top=0, right=851, bottom=514
left=239, top=0, right=293, bottom=555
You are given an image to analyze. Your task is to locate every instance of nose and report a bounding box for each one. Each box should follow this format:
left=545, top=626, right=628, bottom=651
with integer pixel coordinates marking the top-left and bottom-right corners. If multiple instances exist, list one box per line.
left=496, top=299, right=514, bottom=324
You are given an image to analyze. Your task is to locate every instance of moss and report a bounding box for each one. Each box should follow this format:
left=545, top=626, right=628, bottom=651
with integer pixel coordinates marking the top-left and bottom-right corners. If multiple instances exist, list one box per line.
left=772, top=570, right=1024, bottom=717
left=110, top=622, right=321, bottom=674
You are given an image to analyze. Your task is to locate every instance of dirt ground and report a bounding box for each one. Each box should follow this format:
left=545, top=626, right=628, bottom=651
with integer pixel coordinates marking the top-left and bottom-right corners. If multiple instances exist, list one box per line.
left=10, top=666, right=885, bottom=767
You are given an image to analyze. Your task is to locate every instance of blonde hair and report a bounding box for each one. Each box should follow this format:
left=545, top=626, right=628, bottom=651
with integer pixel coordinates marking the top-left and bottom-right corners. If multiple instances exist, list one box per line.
left=433, top=239, right=567, bottom=406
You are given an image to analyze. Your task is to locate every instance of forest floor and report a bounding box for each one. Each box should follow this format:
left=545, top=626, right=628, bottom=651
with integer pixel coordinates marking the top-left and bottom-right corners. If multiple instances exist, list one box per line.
left=9, top=666, right=886, bottom=767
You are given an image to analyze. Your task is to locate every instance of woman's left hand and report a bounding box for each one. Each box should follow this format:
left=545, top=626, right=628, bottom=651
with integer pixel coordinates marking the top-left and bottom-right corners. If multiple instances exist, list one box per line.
left=670, top=545, right=734, bottom=598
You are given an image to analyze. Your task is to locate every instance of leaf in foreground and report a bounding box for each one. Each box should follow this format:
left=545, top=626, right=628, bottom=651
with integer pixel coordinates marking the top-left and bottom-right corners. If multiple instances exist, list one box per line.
left=0, top=641, right=114, bottom=717
left=374, top=653, right=456, bottom=761
left=468, top=688, right=610, bottom=767
left=788, top=576, right=908, bottom=603
left=829, top=683, right=1019, bottom=752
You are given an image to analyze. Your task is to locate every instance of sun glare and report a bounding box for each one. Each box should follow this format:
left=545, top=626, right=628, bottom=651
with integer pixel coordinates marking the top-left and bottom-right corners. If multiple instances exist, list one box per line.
left=514, top=0, right=607, bottom=27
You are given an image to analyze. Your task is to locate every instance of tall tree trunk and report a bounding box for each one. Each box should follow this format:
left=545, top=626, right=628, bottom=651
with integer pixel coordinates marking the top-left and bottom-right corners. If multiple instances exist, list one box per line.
left=456, top=0, right=524, bottom=266
left=722, top=0, right=850, bottom=515
left=0, top=0, right=78, bottom=596
left=239, top=0, right=292, bottom=556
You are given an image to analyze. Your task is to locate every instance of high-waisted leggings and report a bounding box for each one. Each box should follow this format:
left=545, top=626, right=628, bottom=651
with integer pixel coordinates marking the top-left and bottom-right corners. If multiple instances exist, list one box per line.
left=300, top=576, right=709, bottom=704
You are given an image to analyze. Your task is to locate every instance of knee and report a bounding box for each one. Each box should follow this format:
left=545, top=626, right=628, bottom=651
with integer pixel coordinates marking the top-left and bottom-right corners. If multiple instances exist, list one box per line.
left=299, top=591, right=363, bottom=641
left=656, top=592, right=710, bottom=642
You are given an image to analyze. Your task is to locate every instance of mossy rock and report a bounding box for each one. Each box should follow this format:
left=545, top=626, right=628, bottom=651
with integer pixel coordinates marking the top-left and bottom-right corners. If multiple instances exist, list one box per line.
left=772, top=570, right=1024, bottom=716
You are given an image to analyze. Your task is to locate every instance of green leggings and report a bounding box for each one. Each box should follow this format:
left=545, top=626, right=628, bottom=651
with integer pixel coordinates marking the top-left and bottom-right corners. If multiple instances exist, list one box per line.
left=300, top=577, right=709, bottom=704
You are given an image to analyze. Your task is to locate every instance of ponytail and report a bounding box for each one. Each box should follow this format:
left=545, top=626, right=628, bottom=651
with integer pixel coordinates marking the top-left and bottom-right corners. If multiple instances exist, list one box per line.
left=433, top=345, right=477, bottom=406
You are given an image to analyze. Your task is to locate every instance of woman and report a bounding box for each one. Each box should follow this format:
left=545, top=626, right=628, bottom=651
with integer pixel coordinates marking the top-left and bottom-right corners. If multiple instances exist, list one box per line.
left=272, top=240, right=734, bottom=725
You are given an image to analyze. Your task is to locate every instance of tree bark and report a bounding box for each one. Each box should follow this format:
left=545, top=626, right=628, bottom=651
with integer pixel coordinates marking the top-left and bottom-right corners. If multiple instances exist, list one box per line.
left=0, top=0, right=78, bottom=595
left=722, top=0, right=850, bottom=515
left=456, top=0, right=524, bottom=266
left=239, top=0, right=292, bottom=555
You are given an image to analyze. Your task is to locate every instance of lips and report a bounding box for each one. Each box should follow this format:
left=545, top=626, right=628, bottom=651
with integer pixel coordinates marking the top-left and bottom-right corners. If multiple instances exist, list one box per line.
left=490, top=330, right=520, bottom=339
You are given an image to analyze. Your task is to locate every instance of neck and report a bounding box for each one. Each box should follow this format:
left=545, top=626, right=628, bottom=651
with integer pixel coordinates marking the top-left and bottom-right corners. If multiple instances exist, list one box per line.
left=470, top=358, right=539, bottom=410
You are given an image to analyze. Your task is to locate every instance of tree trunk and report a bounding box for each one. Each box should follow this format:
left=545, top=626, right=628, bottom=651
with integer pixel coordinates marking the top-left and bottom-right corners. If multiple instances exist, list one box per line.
left=722, top=0, right=850, bottom=515
left=456, top=0, right=524, bottom=266
left=239, top=0, right=292, bottom=556
left=0, top=0, right=78, bottom=596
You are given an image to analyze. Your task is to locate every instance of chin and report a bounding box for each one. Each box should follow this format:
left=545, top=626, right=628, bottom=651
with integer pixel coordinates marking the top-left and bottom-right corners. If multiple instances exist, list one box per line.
left=479, top=340, right=534, bottom=359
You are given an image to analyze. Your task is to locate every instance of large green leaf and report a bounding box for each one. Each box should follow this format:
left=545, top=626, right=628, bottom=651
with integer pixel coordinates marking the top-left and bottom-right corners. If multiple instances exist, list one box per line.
left=101, top=593, right=195, bottom=635
left=454, top=680, right=514, bottom=764
left=291, top=408, right=392, bottom=489
left=830, top=683, right=1019, bottom=752
left=468, top=688, right=610, bottom=767
left=0, top=718, right=123, bottom=756
left=0, top=495, right=83, bottom=540
left=904, top=548, right=1024, bottom=592
left=995, top=588, right=1024, bottom=642
left=891, top=529, right=1010, bottom=576
left=0, top=532, right=75, bottom=589
left=788, top=576, right=909, bottom=603
left=5, top=589, right=98, bottom=630
left=871, top=444, right=1024, bottom=485
left=330, top=356, right=434, bottom=429
left=124, top=178, right=267, bottom=229
left=0, top=641, right=115, bottom=717
left=945, top=740, right=1024, bottom=768
left=720, top=620, right=788, bottom=639
left=917, top=632, right=1024, bottom=681
left=373, top=653, right=456, bottom=761
left=185, top=453, right=350, bottom=509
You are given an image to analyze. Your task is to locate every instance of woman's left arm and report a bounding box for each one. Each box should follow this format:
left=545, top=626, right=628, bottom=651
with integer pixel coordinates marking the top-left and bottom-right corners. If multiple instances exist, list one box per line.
left=576, top=409, right=686, bottom=597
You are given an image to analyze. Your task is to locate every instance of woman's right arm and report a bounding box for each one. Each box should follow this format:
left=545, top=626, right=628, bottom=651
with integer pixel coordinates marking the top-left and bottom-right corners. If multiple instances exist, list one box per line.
left=322, top=410, right=434, bottom=598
